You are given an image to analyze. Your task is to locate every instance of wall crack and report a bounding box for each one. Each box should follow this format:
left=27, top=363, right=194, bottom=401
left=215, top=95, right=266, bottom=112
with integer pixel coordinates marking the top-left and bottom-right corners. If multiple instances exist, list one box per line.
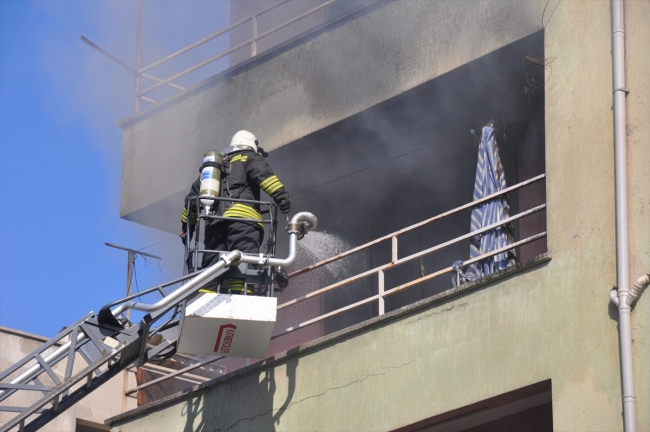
left=213, top=358, right=429, bottom=431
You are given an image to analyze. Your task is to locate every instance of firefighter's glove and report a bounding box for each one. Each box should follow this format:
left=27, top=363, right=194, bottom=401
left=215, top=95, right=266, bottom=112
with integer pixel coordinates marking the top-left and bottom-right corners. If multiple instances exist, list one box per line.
left=278, top=198, right=291, bottom=214
left=180, top=223, right=194, bottom=246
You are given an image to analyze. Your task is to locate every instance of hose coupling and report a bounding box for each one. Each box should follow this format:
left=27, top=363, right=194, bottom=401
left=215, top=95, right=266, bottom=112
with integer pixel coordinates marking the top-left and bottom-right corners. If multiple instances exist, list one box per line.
left=220, top=250, right=241, bottom=267
left=285, top=212, right=318, bottom=240
left=286, top=222, right=304, bottom=239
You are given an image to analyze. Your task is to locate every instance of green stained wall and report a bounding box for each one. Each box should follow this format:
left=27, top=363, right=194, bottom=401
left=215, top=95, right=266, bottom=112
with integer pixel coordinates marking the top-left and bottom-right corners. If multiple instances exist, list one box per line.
left=110, top=0, right=650, bottom=431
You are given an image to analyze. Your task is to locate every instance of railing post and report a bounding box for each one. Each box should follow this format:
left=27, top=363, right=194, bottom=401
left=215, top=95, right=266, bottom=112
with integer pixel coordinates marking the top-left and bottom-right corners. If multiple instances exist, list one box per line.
left=251, top=15, right=258, bottom=57
left=378, top=270, right=385, bottom=316
left=134, top=0, right=144, bottom=113
left=392, top=236, right=398, bottom=264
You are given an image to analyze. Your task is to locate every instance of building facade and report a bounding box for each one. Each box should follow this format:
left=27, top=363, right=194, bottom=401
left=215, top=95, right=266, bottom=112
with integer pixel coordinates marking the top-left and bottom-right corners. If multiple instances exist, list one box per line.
left=109, top=0, right=649, bottom=430
left=0, top=327, right=137, bottom=432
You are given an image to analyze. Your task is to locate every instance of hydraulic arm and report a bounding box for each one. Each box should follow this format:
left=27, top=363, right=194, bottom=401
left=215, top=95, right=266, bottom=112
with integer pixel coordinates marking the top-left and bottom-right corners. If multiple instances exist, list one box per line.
left=0, top=212, right=316, bottom=432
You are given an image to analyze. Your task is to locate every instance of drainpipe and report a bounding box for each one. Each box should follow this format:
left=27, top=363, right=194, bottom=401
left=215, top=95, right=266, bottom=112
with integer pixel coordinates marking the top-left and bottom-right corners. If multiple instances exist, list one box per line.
left=609, top=1, right=639, bottom=430
left=610, top=275, right=650, bottom=432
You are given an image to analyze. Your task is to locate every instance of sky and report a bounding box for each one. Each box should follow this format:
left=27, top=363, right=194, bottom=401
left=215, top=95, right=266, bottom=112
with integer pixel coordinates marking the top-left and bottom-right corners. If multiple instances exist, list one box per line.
left=0, top=0, right=230, bottom=337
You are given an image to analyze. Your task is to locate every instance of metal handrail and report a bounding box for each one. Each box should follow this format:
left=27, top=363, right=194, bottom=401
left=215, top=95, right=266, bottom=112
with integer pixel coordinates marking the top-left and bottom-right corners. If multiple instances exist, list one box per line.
left=132, top=0, right=377, bottom=111
left=288, top=174, right=545, bottom=278
left=124, top=355, right=225, bottom=396
left=79, top=36, right=185, bottom=94
left=137, top=38, right=255, bottom=97
left=139, top=0, right=289, bottom=74
left=271, top=231, right=547, bottom=338
left=279, top=203, right=545, bottom=311
left=138, top=0, right=340, bottom=97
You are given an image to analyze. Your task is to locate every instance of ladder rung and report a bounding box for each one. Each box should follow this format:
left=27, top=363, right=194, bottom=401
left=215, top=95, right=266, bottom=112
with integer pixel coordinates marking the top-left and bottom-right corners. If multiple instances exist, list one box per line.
left=0, top=383, right=51, bottom=392
left=0, top=406, right=46, bottom=414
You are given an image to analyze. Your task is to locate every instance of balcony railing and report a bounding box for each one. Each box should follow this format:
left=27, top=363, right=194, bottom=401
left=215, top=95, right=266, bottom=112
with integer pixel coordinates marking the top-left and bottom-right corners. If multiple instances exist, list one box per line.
left=84, top=0, right=378, bottom=113
left=274, top=173, right=546, bottom=336
left=125, top=173, right=547, bottom=401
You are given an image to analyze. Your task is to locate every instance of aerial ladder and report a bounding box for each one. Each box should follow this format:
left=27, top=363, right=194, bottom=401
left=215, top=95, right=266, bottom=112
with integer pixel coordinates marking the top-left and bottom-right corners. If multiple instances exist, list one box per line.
left=0, top=193, right=317, bottom=432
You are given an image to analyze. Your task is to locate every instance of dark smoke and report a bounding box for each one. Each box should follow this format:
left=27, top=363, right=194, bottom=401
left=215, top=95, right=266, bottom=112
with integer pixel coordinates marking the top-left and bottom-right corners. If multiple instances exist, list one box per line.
left=267, top=30, right=546, bottom=335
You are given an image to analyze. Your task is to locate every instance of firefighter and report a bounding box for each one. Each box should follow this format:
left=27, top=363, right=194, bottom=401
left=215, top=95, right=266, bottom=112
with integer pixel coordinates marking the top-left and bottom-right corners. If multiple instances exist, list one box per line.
left=180, top=130, right=291, bottom=293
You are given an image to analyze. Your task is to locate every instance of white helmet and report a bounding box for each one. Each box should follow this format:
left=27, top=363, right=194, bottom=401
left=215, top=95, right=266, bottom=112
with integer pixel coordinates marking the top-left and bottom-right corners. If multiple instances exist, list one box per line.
left=230, top=130, right=257, bottom=152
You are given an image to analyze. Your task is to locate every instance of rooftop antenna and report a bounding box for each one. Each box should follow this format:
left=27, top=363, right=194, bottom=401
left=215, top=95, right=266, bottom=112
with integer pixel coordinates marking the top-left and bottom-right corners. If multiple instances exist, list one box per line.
left=104, top=241, right=161, bottom=412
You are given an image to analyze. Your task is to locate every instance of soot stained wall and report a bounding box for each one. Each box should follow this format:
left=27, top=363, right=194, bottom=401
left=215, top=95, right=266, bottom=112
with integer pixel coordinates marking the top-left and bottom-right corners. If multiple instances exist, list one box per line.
left=270, top=31, right=546, bottom=336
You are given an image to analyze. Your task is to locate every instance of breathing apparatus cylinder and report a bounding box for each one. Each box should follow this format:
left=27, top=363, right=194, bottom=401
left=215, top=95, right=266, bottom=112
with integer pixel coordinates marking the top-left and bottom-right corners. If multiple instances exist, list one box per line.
left=199, top=150, right=223, bottom=213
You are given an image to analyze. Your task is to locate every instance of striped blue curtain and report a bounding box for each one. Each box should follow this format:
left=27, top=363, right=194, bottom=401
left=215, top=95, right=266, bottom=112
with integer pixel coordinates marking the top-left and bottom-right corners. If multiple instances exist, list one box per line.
left=465, top=125, right=516, bottom=281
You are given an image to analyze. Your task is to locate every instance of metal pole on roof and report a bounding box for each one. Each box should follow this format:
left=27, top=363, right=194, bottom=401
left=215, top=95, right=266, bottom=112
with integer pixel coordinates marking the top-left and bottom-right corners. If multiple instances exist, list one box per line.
left=135, top=0, right=144, bottom=113
left=104, top=241, right=161, bottom=412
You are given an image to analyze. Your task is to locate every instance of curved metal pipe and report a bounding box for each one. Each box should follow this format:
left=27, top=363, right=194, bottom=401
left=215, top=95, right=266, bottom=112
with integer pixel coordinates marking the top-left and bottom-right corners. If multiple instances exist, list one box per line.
left=112, top=250, right=242, bottom=315
left=294, top=211, right=319, bottom=232
left=239, top=212, right=318, bottom=267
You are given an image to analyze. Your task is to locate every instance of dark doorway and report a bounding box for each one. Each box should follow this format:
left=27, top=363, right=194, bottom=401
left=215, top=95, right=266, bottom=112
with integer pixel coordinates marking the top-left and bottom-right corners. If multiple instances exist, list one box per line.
left=392, top=380, right=553, bottom=432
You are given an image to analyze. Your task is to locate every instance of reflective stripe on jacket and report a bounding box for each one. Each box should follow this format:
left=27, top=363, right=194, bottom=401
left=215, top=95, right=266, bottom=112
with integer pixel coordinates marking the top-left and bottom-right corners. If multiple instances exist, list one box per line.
left=181, top=149, right=289, bottom=228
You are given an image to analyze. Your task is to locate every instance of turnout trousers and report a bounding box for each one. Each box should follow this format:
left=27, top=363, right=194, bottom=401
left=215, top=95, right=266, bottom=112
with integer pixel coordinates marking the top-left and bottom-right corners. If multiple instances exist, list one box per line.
left=200, top=220, right=264, bottom=293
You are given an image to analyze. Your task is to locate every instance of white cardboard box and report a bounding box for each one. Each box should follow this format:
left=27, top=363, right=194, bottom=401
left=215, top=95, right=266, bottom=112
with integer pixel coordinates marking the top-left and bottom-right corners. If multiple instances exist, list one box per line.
left=176, top=294, right=277, bottom=358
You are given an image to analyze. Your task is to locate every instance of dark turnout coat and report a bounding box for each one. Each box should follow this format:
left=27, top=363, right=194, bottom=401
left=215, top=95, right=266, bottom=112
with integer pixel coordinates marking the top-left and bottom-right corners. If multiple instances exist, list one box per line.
left=181, top=149, right=290, bottom=229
